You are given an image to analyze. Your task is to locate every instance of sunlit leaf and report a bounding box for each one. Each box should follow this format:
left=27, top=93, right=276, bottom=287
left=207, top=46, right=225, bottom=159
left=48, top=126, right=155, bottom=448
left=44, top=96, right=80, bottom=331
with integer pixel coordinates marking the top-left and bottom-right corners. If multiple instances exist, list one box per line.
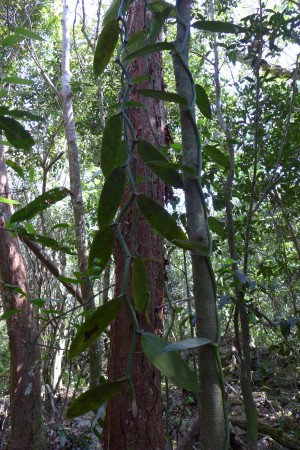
left=98, top=167, right=126, bottom=227
left=17, top=227, right=76, bottom=255
left=0, top=197, right=21, bottom=205
left=4, top=109, right=44, bottom=122
left=93, top=21, right=119, bottom=77
left=0, top=89, right=7, bottom=99
left=14, top=27, right=44, bottom=41
left=2, top=34, right=24, bottom=47
left=3, top=76, right=34, bottom=86
left=138, top=89, right=188, bottom=105
left=142, top=333, right=199, bottom=392
left=192, top=20, right=244, bottom=34
left=68, top=298, right=123, bottom=360
left=103, top=0, right=123, bottom=27
left=0, top=116, right=34, bottom=151
left=88, top=225, right=115, bottom=274
left=132, top=259, right=148, bottom=313
left=164, top=337, right=212, bottom=352
left=150, top=0, right=176, bottom=15
left=137, top=194, right=188, bottom=245
left=195, top=84, right=212, bottom=119
left=65, top=379, right=125, bottom=419
left=101, top=114, right=123, bottom=178
left=10, top=187, right=70, bottom=224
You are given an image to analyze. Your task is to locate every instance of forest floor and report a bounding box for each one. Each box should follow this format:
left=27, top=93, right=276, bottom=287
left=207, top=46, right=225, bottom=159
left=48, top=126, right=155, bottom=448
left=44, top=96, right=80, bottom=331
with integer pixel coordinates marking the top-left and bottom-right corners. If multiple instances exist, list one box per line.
left=0, top=349, right=299, bottom=449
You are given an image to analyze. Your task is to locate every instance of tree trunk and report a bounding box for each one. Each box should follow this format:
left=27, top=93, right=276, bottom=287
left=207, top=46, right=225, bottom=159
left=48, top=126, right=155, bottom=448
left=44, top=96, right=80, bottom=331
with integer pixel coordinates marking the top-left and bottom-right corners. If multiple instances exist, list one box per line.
left=103, top=1, right=166, bottom=448
left=61, top=0, right=101, bottom=387
left=0, top=143, right=46, bottom=449
left=172, top=2, right=226, bottom=448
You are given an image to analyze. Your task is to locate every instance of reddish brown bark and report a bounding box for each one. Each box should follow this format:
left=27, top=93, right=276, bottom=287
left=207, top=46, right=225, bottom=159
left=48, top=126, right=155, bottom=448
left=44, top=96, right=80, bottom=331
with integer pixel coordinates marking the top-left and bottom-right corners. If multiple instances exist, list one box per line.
left=103, top=1, right=166, bottom=448
left=0, top=144, right=45, bottom=449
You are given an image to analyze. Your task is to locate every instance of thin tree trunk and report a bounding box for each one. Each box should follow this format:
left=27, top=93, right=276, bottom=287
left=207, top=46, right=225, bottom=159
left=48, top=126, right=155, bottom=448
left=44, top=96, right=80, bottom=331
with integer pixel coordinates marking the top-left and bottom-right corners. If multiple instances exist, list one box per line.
left=103, top=1, right=166, bottom=448
left=61, top=0, right=101, bottom=387
left=0, top=143, right=46, bottom=449
left=172, top=2, right=226, bottom=448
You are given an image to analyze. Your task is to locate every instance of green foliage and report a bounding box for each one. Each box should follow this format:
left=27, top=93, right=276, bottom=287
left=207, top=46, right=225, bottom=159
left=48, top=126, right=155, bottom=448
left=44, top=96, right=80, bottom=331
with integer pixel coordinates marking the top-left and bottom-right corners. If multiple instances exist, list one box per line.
left=195, top=84, right=212, bottom=119
left=10, top=188, right=71, bottom=224
left=68, top=298, right=123, bottom=360
left=93, top=21, right=120, bottom=77
left=88, top=225, right=115, bottom=274
left=132, top=259, right=148, bottom=314
left=0, top=116, right=34, bottom=150
left=97, top=167, right=126, bottom=227
left=65, top=379, right=126, bottom=419
left=100, top=114, right=123, bottom=178
left=141, top=332, right=199, bottom=393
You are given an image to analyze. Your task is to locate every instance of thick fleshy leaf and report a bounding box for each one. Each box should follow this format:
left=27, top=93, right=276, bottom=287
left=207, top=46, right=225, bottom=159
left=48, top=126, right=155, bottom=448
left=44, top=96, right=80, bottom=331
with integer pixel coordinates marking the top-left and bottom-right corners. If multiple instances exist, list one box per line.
left=164, top=337, right=212, bottom=352
left=88, top=225, right=115, bottom=273
left=132, top=259, right=148, bottom=313
left=126, top=29, right=148, bottom=53
left=124, top=42, right=175, bottom=62
left=137, top=195, right=188, bottom=245
left=10, top=187, right=70, bottom=224
left=93, top=21, right=119, bottom=77
left=149, top=8, right=174, bottom=44
left=137, top=140, right=183, bottom=188
left=192, top=20, right=244, bottom=34
left=208, top=217, right=226, bottom=238
left=101, top=114, right=123, bottom=177
left=68, top=298, right=122, bottom=360
left=2, top=34, right=24, bottom=47
left=147, top=162, right=184, bottom=189
left=195, top=84, right=212, bottom=119
left=0, top=116, right=34, bottom=151
left=65, top=379, right=125, bottom=419
left=103, top=0, right=125, bottom=27
left=3, top=76, right=34, bottom=86
left=142, top=333, right=199, bottom=392
left=97, top=167, right=126, bottom=227
left=138, top=89, right=188, bottom=105
left=171, top=239, right=210, bottom=255
left=203, top=145, right=229, bottom=170
left=150, top=1, right=176, bottom=15
left=15, top=27, right=44, bottom=41
left=0, top=197, right=20, bottom=205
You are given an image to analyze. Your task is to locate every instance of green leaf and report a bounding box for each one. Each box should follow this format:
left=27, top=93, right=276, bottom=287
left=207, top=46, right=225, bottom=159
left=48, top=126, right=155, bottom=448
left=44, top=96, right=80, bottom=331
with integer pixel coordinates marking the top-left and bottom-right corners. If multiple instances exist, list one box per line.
left=147, top=162, right=184, bottom=188
left=124, top=42, right=175, bottom=62
left=93, top=21, right=119, bottom=77
left=126, top=29, right=148, bottom=53
left=132, top=259, right=148, bottom=313
left=68, top=298, right=122, bottom=360
left=171, top=239, right=210, bottom=255
left=192, top=20, right=244, bottom=34
left=0, top=197, right=21, bottom=205
left=98, top=167, right=126, bottom=227
left=6, top=160, right=25, bottom=179
left=203, top=145, right=229, bottom=170
left=101, top=114, right=123, bottom=178
left=65, top=379, right=125, bottom=419
left=164, top=337, right=213, bottom=352
left=2, top=34, right=24, bottom=47
left=137, top=194, right=188, bottom=245
left=0, top=116, right=34, bottom=151
left=208, top=217, right=226, bottom=238
left=57, top=276, right=81, bottom=284
left=137, top=140, right=184, bottom=188
left=149, top=8, right=174, bottom=44
left=150, top=1, right=176, bottom=15
left=195, top=84, right=212, bottom=119
left=3, top=76, right=34, bottom=86
left=16, top=227, right=76, bottom=255
left=0, top=89, right=7, bottom=99
left=10, top=187, right=70, bottom=224
left=14, top=27, right=44, bottom=41
left=103, top=0, right=123, bottom=27
left=88, top=225, right=115, bottom=274
left=141, top=333, right=199, bottom=392
left=138, top=89, right=188, bottom=105
left=4, top=109, right=44, bottom=122
left=0, top=309, right=21, bottom=320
